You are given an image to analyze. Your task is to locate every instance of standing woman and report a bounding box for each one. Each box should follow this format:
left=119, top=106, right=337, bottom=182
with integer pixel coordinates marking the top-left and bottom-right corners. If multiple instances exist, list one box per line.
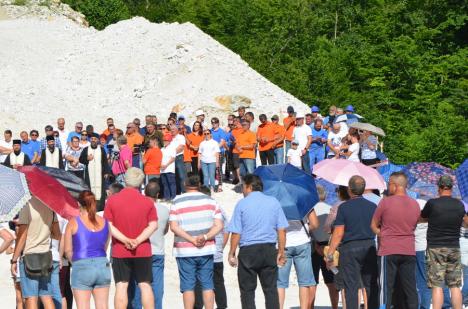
left=186, top=121, right=204, bottom=175
left=198, top=129, right=220, bottom=192
left=64, top=191, right=111, bottom=309
left=79, top=131, right=90, bottom=149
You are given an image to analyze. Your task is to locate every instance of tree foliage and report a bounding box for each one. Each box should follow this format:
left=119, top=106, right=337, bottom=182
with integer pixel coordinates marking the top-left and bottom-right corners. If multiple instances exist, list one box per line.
left=63, top=0, right=130, bottom=30
left=71, top=0, right=468, bottom=167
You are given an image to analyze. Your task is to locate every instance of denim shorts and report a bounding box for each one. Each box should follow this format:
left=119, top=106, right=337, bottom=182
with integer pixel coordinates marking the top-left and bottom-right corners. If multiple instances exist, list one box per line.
left=71, top=257, right=111, bottom=290
left=277, top=242, right=316, bottom=288
left=19, top=259, right=53, bottom=298
left=176, top=255, right=214, bottom=293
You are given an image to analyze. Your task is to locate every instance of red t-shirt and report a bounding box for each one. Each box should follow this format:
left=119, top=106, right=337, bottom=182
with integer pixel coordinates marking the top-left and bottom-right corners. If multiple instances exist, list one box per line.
left=104, top=188, right=158, bottom=258
left=373, top=195, right=420, bottom=256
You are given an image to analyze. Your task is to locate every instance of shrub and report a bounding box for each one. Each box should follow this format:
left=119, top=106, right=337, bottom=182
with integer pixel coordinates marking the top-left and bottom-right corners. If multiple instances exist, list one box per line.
left=63, top=0, right=130, bottom=30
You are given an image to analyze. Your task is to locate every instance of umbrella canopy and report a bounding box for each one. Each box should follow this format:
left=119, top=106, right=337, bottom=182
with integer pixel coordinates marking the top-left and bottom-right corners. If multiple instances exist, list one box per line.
left=315, top=178, right=339, bottom=206
left=18, top=166, right=79, bottom=220
left=402, top=162, right=461, bottom=200
left=455, top=159, right=468, bottom=203
left=0, top=165, right=31, bottom=222
left=377, top=163, right=404, bottom=183
left=254, top=164, right=319, bottom=220
left=349, top=122, right=386, bottom=137
left=335, top=113, right=363, bottom=125
left=313, top=159, right=386, bottom=190
left=37, top=166, right=89, bottom=199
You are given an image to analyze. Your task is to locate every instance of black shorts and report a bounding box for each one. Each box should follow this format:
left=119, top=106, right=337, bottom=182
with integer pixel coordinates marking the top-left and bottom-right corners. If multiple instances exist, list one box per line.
left=312, top=245, right=334, bottom=284
left=232, top=153, right=240, bottom=169
left=112, top=257, right=153, bottom=284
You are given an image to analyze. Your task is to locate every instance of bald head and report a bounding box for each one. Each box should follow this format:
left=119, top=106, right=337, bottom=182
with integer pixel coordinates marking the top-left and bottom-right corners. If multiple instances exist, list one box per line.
left=348, top=175, right=366, bottom=196
left=332, top=123, right=341, bottom=132
left=389, top=172, right=408, bottom=188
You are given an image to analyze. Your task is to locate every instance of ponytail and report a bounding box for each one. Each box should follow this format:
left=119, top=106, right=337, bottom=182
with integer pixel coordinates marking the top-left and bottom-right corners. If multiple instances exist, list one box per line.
left=78, top=190, right=98, bottom=227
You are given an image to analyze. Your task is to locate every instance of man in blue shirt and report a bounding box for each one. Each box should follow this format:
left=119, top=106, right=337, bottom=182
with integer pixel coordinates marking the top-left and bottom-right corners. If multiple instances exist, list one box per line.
left=20, top=131, right=40, bottom=164
left=66, top=122, right=83, bottom=145
left=210, top=117, right=228, bottom=192
left=227, top=174, right=288, bottom=309
left=309, top=118, right=328, bottom=169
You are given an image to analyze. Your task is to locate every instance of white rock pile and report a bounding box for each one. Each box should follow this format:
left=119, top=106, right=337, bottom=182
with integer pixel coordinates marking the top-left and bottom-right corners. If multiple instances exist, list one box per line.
left=0, top=15, right=308, bottom=132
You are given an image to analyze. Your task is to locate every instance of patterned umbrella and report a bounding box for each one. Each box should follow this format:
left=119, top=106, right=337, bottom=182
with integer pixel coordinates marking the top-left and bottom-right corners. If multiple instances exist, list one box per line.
left=455, top=159, right=468, bottom=203
left=377, top=163, right=404, bottom=183
left=402, top=162, right=461, bottom=200
left=0, top=165, right=31, bottom=222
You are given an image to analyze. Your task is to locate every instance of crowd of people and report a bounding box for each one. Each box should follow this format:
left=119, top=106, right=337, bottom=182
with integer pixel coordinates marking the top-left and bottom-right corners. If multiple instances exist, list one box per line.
left=0, top=104, right=467, bottom=309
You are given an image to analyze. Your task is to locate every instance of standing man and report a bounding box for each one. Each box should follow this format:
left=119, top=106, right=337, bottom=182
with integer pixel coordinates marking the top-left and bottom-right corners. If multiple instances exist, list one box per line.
left=371, top=172, right=421, bottom=309
left=101, top=118, right=116, bottom=137
left=67, top=122, right=83, bottom=147
left=20, top=131, right=39, bottom=166
left=327, top=123, right=346, bottom=159
left=323, top=105, right=337, bottom=128
left=230, top=117, right=243, bottom=185
left=236, top=120, right=257, bottom=178
left=237, top=106, right=246, bottom=119
left=283, top=106, right=296, bottom=156
left=169, top=125, right=187, bottom=194
left=210, top=117, right=228, bottom=192
left=40, top=136, right=64, bottom=169
left=326, top=176, right=379, bottom=309
left=3, top=139, right=31, bottom=169
left=29, top=130, right=42, bottom=164
left=257, top=114, right=275, bottom=166
left=79, top=135, right=111, bottom=211
left=309, top=119, right=327, bottom=168
left=104, top=168, right=158, bottom=309
left=270, top=115, right=285, bottom=164
left=227, top=174, right=288, bottom=309
left=55, top=118, right=69, bottom=150
left=420, top=176, right=468, bottom=309
left=178, top=115, right=192, bottom=134
left=125, top=122, right=144, bottom=168
left=0, top=129, right=13, bottom=163
left=292, top=112, right=313, bottom=174
left=170, top=173, right=224, bottom=309
left=112, top=136, right=132, bottom=185
left=40, top=125, right=62, bottom=151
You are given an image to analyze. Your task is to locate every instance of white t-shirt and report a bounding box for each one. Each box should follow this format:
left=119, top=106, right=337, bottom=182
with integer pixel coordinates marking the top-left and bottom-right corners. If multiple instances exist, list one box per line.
left=170, top=134, right=186, bottom=156
left=347, top=142, right=360, bottom=162
left=292, top=125, right=312, bottom=150
left=150, top=201, right=170, bottom=256
left=55, top=128, right=70, bottom=150
left=327, top=130, right=346, bottom=156
left=214, top=204, right=230, bottom=263
left=161, top=145, right=176, bottom=174
left=311, top=202, right=331, bottom=243
left=287, top=148, right=302, bottom=168
left=285, top=220, right=310, bottom=248
left=0, top=139, right=12, bottom=163
left=199, top=139, right=220, bottom=164
left=415, top=199, right=428, bottom=252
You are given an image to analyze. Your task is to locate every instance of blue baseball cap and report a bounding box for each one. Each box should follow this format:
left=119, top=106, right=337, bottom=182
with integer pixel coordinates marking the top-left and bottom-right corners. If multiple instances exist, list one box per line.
left=345, top=105, right=354, bottom=112
left=311, top=106, right=320, bottom=113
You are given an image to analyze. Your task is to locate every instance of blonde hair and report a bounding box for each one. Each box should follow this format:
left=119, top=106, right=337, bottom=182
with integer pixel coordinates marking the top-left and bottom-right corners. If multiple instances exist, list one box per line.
left=125, top=167, right=145, bottom=188
left=316, top=185, right=327, bottom=201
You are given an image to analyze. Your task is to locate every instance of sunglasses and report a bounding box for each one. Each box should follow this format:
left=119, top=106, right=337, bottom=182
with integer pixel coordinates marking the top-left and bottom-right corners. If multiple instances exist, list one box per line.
left=81, top=134, right=88, bottom=136
left=76, top=126, right=83, bottom=129
left=204, top=132, right=211, bottom=136
left=31, top=134, right=38, bottom=137
left=126, top=127, right=132, bottom=129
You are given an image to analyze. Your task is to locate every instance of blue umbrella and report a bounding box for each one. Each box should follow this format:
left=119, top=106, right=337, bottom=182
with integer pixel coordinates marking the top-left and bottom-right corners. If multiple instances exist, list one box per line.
left=315, top=178, right=339, bottom=206
left=254, top=164, right=319, bottom=220
left=455, top=159, right=468, bottom=203
left=377, top=163, right=404, bottom=183
left=0, top=165, right=31, bottom=222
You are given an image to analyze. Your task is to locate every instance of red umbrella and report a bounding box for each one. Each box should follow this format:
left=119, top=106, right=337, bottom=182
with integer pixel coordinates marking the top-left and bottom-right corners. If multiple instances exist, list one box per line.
left=18, top=166, right=79, bottom=220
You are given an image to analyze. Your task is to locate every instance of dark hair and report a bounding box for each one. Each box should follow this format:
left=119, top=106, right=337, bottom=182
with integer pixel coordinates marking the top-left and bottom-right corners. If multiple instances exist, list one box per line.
left=185, top=172, right=200, bottom=188
left=337, top=185, right=350, bottom=201
left=106, top=117, right=113, bottom=121
left=305, top=113, right=312, bottom=118
left=86, top=125, right=94, bottom=131
left=211, top=117, right=219, bottom=124
left=4, top=129, right=12, bottom=135
left=200, top=186, right=211, bottom=196
left=259, top=114, right=267, bottom=120
left=30, top=129, right=39, bottom=135
left=348, top=175, right=366, bottom=195
left=145, top=181, right=160, bottom=199
left=109, top=182, right=124, bottom=194
left=243, top=174, right=263, bottom=192
left=350, top=131, right=360, bottom=141
left=78, top=191, right=98, bottom=227
left=71, top=136, right=79, bottom=142
left=245, top=111, right=254, bottom=119
left=169, top=112, right=177, bottom=119
left=192, top=121, right=203, bottom=135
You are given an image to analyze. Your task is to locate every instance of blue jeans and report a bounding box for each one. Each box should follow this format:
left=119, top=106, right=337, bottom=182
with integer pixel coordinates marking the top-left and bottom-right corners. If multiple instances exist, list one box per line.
left=274, top=147, right=284, bottom=164
left=129, top=255, right=165, bottom=309
left=309, top=147, right=325, bottom=168
left=51, top=261, right=62, bottom=309
left=301, top=151, right=311, bottom=175
left=240, top=158, right=255, bottom=176
left=175, top=155, right=187, bottom=194
left=285, top=141, right=291, bottom=160
left=201, top=162, right=216, bottom=189
left=277, top=242, right=315, bottom=288
left=416, top=251, right=432, bottom=309
left=161, top=173, right=176, bottom=200
left=19, top=259, right=53, bottom=298
left=176, top=256, right=214, bottom=293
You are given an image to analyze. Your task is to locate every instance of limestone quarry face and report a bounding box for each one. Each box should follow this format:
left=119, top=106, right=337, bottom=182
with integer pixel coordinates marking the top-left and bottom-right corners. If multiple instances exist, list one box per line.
left=0, top=12, right=308, bottom=132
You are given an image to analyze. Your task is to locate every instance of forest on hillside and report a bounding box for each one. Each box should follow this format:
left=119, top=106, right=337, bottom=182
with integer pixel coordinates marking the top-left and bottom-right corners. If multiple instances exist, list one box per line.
left=64, top=0, right=468, bottom=167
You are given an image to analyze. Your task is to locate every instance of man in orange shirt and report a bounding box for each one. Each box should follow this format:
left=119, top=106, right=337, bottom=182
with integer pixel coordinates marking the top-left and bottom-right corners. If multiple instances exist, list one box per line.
left=125, top=122, right=144, bottom=167
left=142, top=136, right=162, bottom=182
left=257, top=114, right=276, bottom=165
left=236, top=120, right=257, bottom=177
left=283, top=106, right=296, bottom=157
left=231, top=117, right=243, bottom=184
left=271, top=115, right=286, bottom=164
left=101, top=117, right=116, bottom=137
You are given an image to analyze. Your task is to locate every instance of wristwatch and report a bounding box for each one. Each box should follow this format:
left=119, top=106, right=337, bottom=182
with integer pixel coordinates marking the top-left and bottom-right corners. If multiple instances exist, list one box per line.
left=326, top=254, right=334, bottom=262
left=203, top=234, right=208, bottom=241
left=10, top=259, right=17, bottom=264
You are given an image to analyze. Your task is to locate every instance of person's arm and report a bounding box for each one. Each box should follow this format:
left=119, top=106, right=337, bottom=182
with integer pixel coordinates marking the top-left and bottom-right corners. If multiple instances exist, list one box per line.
left=161, top=156, right=175, bottom=170
left=10, top=225, right=27, bottom=276
left=64, top=219, right=75, bottom=262
left=308, top=210, right=319, bottom=231
left=325, top=225, right=344, bottom=267
left=0, top=229, right=15, bottom=253
left=228, top=233, right=240, bottom=267
left=215, top=150, right=220, bottom=168
left=32, top=150, right=39, bottom=164
left=277, top=228, right=286, bottom=266
left=463, top=214, right=468, bottom=228
left=327, top=139, right=338, bottom=154
left=304, top=135, right=312, bottom=151
left=132, top=221, right=158, bottom=249
left=108, top=222, right=132, bottom=249
left=170, top=221, right=198, bottom=246
left=371, top=218, right=381, bottom=236
left=51, top=221, right=61, bottom=241
left=0, top=146, right=12, bottom=155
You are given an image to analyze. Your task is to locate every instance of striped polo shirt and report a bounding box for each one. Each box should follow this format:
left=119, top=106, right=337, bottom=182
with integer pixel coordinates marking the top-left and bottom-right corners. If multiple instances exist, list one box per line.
left=170, top=192, right=222, bottom=258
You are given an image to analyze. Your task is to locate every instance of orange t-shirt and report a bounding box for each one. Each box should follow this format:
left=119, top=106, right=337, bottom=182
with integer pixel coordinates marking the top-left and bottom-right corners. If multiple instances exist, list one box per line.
left=257, top=122, right=276, bottom=151
left=143, top=147, right=162, bottom=175
left=183, top=143, right=192, bottom=163
left=272, top=123, right=286, bottom=148
left=187, top=133, right=204, bottom=158
left=283, top=116, right=295, bottom=141
left=231, top=127, right=243, bottom=154
left=237, top=130, right=257, bottom=159
left=126, top=132, right=144, bottom=151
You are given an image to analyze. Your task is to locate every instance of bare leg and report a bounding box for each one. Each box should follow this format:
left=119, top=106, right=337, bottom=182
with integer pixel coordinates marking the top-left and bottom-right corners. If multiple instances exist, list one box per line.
left=114, top=282, right=129, bottom=309
left=39, top=296, right=55, bottom=309
left=299, top=286, right=310, bottom=309
left=326, top=283, right=339, bottom=309
left=72, top=289, right=92, bottom=309
left=138, top=282, right=155, bottom=309
left=61, top=297, right=67, bottom=309
left=92, top=287, right=110, bottom=309
left=202, top=290, right=215, bottom=309
left=278, top=287, right=286, bottom=309
left=14, top=281, right=24, bottom=309
left=341, top=290, right=346, bottom=309
left=182, top=291, right=195, bottom=309
left=24, top=297, right=39, bottom=309
left=449, top=287, right=463, bottom=309
left=309, top=285, right=317, bottom=309
left=432, top=287, right=444, bottom=309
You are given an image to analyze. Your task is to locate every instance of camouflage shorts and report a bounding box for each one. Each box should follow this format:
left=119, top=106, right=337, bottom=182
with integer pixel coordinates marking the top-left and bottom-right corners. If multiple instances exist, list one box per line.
left=426, top=247, right=462, bottom=288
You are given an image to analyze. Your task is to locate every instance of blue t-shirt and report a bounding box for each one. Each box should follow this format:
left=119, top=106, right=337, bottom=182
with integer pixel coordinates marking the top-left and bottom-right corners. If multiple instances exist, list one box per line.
left=227, top=191, right=289, bottom=247
left=67, top=132, right=81, bottom=143
left=310, top=127, right=328, bottom=149
left=21, top=140, right=40, bottom=161
left=334, top=197, right=377, bottom=243
left=211, top=128, right=228, bottom=153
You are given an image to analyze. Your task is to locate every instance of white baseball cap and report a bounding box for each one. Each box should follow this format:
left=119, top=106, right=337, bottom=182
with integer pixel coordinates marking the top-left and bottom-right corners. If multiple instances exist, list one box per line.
left=195, top=109, right=205, bottom=117
left=295, top=111, right=305, bottom=119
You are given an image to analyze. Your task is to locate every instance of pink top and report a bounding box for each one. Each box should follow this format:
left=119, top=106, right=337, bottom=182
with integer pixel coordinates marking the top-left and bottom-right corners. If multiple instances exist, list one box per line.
left=112, top=145, right=132, bottom=175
